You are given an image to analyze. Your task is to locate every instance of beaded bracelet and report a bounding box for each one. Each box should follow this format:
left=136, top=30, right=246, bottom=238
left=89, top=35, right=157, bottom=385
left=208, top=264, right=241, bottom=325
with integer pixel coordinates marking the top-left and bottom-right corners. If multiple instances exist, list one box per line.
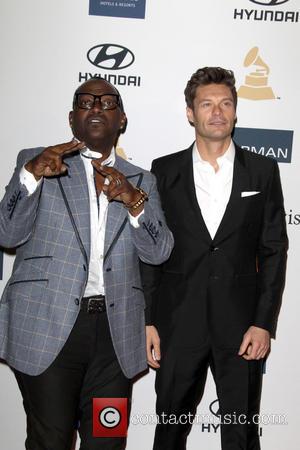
left=124, top=188, right=148, bottom=210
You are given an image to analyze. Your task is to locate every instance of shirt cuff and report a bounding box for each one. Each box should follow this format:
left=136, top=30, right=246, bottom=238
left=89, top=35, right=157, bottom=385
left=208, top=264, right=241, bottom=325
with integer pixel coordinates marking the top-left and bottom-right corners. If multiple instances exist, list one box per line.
left=20, top=165, right=42, bottom=195
left=128, top=210, right=144, bottom=228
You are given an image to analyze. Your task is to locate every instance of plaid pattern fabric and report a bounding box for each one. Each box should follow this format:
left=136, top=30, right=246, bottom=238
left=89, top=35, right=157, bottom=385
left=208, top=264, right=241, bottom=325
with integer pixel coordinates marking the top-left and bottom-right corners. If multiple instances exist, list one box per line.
left=0, top=148, right=173, bottom=376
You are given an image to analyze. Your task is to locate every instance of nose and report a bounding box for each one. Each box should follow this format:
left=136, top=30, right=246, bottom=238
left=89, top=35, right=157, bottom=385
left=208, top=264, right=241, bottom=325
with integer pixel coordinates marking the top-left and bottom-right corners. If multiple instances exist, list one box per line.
left=91, top=97, right=104, bottom=112
left=212, top=104, right=222, bottom=115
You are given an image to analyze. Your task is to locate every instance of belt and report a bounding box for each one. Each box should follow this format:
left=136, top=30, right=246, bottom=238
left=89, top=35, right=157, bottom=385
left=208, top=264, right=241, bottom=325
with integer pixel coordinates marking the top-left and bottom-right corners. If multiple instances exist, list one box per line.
left=80, top=295, right=106, bottom=314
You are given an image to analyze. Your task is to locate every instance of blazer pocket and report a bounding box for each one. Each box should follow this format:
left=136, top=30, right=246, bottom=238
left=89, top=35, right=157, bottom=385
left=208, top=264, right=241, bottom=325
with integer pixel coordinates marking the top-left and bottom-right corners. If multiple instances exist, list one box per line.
left=241, top=191, right=261, bottom=198
left=5, top=278, right=48, bottom=304
left=240, top=194, right=262, bottom=205
left=4, top=255, right=52, bottom=301
left=11, top=255, right=52, bottom=280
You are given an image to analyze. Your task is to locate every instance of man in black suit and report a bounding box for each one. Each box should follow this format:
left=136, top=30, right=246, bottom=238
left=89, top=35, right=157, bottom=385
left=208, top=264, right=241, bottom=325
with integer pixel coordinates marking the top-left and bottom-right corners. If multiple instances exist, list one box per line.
left=141, top=67, right=288, bottom=449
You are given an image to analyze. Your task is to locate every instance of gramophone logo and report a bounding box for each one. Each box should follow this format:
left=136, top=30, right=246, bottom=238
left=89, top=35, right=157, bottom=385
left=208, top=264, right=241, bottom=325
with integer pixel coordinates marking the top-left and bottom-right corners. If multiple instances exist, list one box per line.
left=116, top=144, right=127, bottom=160
left=238, top=47, right=275, bottom=100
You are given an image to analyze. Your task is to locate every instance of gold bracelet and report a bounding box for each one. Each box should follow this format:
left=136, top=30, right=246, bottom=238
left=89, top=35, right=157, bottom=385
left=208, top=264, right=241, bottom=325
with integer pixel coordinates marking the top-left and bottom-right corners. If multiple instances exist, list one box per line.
left=125, top=188, right=148, bottom=210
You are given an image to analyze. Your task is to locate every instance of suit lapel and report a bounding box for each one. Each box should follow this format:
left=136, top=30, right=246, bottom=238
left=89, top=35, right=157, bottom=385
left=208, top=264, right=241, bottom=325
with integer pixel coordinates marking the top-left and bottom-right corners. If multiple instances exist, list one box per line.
left=214, top=146, right=250, bottom=244
left=180, top=146, right=212, bottom=244
left=58, top=152, right=90, bottom=263
left=104, top=156, right=144, bottom=262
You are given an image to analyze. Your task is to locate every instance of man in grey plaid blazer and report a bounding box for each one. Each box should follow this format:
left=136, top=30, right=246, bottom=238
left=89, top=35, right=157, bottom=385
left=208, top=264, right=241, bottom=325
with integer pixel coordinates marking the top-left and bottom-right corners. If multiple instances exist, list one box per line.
left=0, top=78, right=173, bottom=449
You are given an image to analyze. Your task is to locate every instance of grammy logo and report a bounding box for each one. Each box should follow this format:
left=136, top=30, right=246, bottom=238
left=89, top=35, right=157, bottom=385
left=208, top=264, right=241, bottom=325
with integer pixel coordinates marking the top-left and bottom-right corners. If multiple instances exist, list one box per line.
left=115, top=139, right=127, bottom=160
left=238, top=47, right=275, bottom=100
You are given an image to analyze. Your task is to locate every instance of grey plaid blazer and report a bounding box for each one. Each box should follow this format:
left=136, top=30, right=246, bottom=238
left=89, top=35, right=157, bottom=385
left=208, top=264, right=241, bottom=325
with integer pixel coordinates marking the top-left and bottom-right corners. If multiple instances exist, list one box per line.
left=0, top=148, right=173, bottom=377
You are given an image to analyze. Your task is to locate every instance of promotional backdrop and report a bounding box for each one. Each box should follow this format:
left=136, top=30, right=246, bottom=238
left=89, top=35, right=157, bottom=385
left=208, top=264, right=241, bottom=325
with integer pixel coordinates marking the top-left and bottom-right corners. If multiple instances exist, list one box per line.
left=0, top=1, right=299, bottom=448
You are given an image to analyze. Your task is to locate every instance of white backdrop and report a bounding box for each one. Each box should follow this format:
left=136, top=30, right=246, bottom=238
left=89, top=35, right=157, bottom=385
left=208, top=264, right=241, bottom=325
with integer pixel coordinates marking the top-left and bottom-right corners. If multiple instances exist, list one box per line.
left=0, top=1, right=299, bottom=448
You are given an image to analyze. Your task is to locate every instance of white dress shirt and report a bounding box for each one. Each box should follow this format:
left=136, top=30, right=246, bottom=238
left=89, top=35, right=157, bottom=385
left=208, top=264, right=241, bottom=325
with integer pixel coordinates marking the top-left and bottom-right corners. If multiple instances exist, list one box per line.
left=192, top=141, right=235, bottom=239
left=81, top=147, right=112, bottom=296
left=20, top=147, right=143, bottom=297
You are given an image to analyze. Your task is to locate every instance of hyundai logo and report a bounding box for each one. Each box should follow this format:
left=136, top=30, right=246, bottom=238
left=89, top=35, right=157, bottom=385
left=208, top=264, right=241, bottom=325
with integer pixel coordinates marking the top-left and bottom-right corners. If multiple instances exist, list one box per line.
left=249, top=0, right=289, bottom=5
left=209, top=399, right=220, bottom=418
left=87, top=44, right=135, bottom=70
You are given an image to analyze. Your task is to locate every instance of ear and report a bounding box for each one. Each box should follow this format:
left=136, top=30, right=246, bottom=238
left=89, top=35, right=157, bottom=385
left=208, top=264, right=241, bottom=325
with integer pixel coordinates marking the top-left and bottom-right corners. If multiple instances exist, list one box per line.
left=69, top=111, right=73, bottom=129
left=186, top=107, right=194, bottom=125
left=120, top=113, right=128, bottom=134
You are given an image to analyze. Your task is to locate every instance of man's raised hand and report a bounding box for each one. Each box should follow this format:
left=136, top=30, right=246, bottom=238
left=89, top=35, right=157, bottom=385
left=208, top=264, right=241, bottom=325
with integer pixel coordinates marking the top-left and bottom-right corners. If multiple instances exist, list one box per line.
left=25, top=138, right=85, bottom=180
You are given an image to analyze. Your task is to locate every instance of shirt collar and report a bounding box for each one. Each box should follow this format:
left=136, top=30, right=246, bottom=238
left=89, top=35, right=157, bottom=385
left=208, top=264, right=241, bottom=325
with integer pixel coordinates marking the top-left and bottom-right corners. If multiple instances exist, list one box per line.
left=192, top=140, right=235, bottom=168
left=80, top=147, right=116, bottom=167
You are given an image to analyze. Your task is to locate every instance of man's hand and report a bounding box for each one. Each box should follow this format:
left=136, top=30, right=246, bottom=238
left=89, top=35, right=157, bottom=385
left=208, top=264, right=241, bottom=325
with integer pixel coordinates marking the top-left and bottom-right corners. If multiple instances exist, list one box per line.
left=146, top=325, right=161, bottom=368
left=92, top=161, right=145, bottom=215
left=238, top=326, right=270, bottom=360
left=25, top=139, right=85, bottom=180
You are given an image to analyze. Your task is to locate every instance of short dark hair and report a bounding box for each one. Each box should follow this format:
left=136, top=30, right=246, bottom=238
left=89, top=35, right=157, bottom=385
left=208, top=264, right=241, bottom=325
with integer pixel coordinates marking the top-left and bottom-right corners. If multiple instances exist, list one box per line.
left=184, top=67, right=237, bottom=109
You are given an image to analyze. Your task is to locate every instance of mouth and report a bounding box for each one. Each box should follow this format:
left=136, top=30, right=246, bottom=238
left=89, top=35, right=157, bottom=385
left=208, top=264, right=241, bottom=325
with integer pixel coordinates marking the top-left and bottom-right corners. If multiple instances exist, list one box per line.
left=87, top=116, right=105, bottom=126
left=209, top=120, right=227, bottom=126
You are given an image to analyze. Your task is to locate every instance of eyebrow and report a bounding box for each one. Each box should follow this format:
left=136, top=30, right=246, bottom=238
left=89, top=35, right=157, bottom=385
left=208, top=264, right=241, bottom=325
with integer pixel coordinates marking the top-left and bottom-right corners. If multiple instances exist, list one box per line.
left=199, top=97, right=234, bottom=102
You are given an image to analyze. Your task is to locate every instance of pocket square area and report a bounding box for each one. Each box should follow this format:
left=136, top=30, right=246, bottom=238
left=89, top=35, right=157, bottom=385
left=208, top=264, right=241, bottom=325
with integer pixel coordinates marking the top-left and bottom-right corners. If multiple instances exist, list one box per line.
left=241, top=191, right=261, bottom=197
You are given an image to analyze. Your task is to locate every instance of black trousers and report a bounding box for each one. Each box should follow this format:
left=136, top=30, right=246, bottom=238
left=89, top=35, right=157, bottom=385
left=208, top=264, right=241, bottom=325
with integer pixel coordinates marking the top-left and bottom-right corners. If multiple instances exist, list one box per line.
left=14, top=309, right=130, bottom=450
left=153, top=335, right=263, bottom=450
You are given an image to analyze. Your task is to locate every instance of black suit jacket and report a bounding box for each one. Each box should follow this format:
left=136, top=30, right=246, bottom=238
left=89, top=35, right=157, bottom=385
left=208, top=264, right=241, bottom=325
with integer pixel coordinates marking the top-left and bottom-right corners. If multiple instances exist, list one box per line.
left=140, top=143, right=288, bottom=348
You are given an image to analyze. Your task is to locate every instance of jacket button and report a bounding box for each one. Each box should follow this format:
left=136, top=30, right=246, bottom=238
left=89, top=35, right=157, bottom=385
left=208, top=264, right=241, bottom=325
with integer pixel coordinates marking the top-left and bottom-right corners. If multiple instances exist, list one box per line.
left=106, top=268, right=112, bottom=272
left=74, top=298, right=79, bottom=305
left=210, top=245, right=219, bottom=252
left=210, top=275, right=219, bottom=280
